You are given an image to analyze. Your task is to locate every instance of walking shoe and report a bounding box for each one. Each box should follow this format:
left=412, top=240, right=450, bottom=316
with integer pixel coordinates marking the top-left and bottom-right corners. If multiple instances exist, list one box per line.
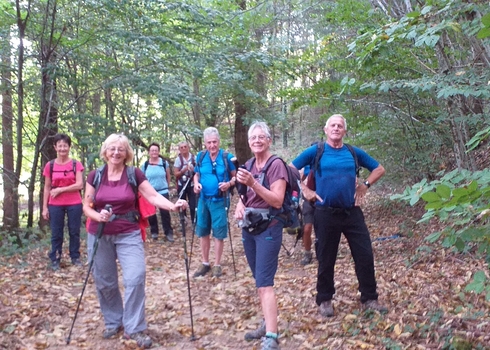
left=151, top=234, right=158, bottom=241
left=362, top=299, right=388, bottom=313
left=51, top=260, right=60, bottom=271
left=319, top=300, right=334, bottom=317
left=193, top=264, right=211, bottom=278
left=165, top=232, right=174, bottom=242
left=123, top=332, right=152, bottom=348
left=244, top=319, right=266, bottom=341
left=102, top=326, right=122, bottom=339
left=300, top=251, right=313, bottom=265
left=72, top=258, right=82, bottom=266
left=261, top=336, right=280, bottom=350
left=212, top=266, right=222, bottom=277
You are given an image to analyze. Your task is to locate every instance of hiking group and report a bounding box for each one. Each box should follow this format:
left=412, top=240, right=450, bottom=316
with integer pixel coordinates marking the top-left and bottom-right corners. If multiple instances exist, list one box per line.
left=42, top=114, right=387, bottom=350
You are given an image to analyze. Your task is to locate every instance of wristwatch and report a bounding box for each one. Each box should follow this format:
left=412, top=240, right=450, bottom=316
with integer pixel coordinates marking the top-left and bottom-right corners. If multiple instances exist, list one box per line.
left=363, top=180, right=371, bottom=188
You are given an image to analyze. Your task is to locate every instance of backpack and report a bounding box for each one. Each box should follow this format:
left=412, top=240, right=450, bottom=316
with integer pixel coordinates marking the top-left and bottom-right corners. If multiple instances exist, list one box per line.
left=196, top=150, right=235, bottom=195
left=306, top=142, right=359, bottom=190
left=142, top=158, right=167, bottom=173
left=245, top=155, right=302, bottom=230
left=91, top=165, right=156, bottom=241
left=176, top=153, right=196, bottom=185
left=49, top=159, right=77, bottom=177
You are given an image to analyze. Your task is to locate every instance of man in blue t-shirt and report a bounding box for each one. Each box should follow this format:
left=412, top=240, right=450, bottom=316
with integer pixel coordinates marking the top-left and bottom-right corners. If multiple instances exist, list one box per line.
left=193, top=127, right=237, bottom=278
left=292, top=114, right=387, bottom=317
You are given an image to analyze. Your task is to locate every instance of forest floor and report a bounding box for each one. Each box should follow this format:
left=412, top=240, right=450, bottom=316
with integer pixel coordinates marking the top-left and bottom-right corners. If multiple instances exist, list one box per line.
left=1, top=190, right=489, bottom=350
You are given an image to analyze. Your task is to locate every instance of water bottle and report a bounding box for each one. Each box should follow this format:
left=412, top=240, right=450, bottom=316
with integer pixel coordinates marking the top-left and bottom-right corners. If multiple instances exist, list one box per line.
left=291, top=190, right=299, bottom=208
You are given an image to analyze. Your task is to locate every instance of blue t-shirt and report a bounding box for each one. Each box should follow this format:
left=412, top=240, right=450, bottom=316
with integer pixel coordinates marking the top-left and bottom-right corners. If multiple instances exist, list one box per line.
left=141, top=158, right=170, bottom=195
left=292, top=143, right=379, bottom=208
left=195, top=149, right=236, bottom=200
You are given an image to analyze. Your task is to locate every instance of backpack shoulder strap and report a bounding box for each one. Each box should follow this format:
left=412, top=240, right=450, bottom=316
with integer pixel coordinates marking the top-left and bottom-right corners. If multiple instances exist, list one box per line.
left=92, top=164, right=106, bottom=202
left=258, top=155, right=282, bottom=189
left=178, top=154, right=184, bottom=168
left=143, top=160, right=149, bottom=173
left=49, top=159, right=55, bottom=177
left=222, top=151, right=232, bottom=181
left=344, top=143, right=360, bottom=177
left=72, top=159, right=77, bottom=174
left=196, top=150, right=207, bottom=168
left=313, top=141, right=324, bottom=177
left=126, top=166, right=138, bottom=195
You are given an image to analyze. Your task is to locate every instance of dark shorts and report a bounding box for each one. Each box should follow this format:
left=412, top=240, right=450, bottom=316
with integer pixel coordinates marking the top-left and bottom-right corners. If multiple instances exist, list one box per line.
left=302, top=199, right=315, bottom=225
left=242, top=223, right=283, bottom=288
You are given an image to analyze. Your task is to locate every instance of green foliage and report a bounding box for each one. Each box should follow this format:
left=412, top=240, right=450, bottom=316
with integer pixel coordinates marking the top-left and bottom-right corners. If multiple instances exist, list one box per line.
left=391, top=168, right=490, bottom=301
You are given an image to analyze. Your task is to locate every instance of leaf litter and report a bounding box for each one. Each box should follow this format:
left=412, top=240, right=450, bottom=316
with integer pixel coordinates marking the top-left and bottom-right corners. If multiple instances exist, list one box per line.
left=0, top=193, right=489, bottom=349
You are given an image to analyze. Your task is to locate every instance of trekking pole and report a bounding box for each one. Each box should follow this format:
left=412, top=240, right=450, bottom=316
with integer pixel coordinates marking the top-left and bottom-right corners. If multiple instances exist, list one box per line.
left=67, top=204, right=112, bottom=345
left=189, top=202, right=197, bottom=269
left=224, top=192, right=237, bottom=279
left=178, top=176, right=194, bottom=268
left=179, top=208, right=196, bottom=341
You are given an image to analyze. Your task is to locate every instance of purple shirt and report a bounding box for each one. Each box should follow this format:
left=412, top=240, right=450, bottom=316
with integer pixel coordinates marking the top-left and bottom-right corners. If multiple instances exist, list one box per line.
left=87, top=166, right=147, bottom=235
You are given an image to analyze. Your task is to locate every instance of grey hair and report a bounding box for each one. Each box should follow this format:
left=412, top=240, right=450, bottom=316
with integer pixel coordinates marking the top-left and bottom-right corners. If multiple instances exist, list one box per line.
left=325, top=114, right=347, bottom=130
left=178, top=141, right=189, bottom=147
left=247, top=121, right=272, bottom=139
left=203, top=127, right=220, bottom=141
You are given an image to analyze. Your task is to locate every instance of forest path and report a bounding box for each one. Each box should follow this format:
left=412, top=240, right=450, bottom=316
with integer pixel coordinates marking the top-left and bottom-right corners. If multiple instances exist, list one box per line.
left=1, top=191, right=489, bottom=349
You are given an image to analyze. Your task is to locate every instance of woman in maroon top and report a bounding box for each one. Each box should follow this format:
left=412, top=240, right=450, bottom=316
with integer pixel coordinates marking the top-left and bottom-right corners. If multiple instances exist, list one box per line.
left=83, top=133, right=187, bottom=349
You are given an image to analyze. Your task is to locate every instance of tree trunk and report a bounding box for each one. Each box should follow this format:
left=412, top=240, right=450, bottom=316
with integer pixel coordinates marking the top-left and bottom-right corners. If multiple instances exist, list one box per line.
left=1, top=33, right=18, bottom=229
left=234, top=100, right=252, bottom=164
left=35, top=0, right=61, bottom=229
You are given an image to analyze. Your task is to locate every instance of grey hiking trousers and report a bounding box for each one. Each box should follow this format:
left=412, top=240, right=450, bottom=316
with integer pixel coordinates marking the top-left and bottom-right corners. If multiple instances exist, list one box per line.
left=87, top=229, right=147, bottom=334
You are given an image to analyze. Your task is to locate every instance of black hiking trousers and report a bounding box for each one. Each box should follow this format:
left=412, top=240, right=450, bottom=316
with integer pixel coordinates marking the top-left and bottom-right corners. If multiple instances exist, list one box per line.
left=314, top=206, right=378, bottom=305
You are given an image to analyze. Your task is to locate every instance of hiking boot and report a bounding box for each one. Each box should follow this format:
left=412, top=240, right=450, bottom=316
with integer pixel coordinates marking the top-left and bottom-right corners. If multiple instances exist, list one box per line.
left=123, top=332, right=152, bottom=348
left=244, top=319, right=266, bottom=341
left=319, top=300, right=334, bottom=317
left=193, top=264, right=211, bottom=278
left=212, top=266, right=222, bottom=277
left=151, top=234, right=158, bottom=241
left=362, top=299, right=388, bottom=313
left=51, top=260, right=60, bottom=271
left=165, top=232, right=174, bottom=242
left=300, top=251, right=313, bottom=265
left=103, top=326, right=122, bottom=339
left=261, top=336, right=280, bottom=350
left=72, top=258, right=82, bottom=266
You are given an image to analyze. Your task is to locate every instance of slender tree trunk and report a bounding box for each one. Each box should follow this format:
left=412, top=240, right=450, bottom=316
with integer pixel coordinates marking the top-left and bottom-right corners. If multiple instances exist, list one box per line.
left=35, top=0, right=60, bottom=229
left=1, top=33, right=18, bottom=230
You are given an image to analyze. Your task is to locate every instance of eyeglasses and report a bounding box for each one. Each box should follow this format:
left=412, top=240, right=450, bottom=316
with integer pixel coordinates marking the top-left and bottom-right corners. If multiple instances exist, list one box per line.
left=212, top=161, right=217, bottom=175
left=108, top=147, right=126, bottom=153
left=248, top=135, right=268, bottom=142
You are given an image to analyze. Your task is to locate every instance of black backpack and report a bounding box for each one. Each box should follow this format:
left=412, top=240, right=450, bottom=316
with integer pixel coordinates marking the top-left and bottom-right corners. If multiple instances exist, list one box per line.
left=92, top=165, right=138, bottom=206
left=245, top=155, right=302, bottom=229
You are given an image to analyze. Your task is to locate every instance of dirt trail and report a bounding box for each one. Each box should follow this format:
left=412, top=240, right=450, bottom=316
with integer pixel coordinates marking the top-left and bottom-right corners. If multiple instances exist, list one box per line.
left=1, top=193, right=489, bottom=349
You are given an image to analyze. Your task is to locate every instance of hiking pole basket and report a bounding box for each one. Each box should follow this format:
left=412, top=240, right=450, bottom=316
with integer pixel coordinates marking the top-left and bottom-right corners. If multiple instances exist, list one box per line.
left=66, top=204, right=112, bottom=344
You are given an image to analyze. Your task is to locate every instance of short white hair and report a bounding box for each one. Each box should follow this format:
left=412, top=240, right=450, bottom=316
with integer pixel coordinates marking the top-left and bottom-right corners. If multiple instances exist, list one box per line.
left=325, top=114, right=347, bottom=130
